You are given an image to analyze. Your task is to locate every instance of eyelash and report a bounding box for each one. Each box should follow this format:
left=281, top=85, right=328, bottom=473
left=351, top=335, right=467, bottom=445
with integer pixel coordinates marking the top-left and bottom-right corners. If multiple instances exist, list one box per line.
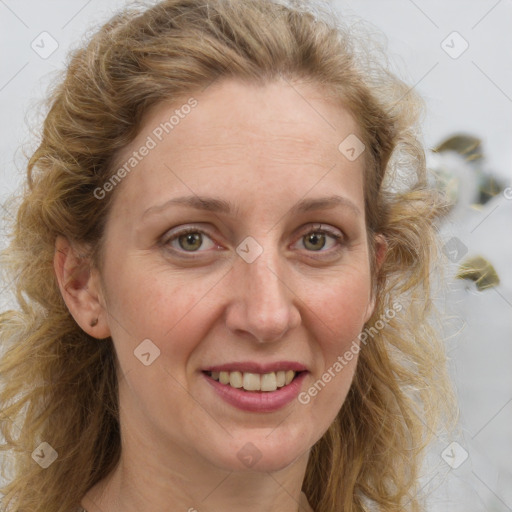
left=160, top=225, right=345, bottom=259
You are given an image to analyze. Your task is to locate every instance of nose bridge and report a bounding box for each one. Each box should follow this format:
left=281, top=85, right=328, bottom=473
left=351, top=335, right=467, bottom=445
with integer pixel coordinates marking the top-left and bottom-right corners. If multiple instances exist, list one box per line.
left=227, top=237, right=299, bottom=342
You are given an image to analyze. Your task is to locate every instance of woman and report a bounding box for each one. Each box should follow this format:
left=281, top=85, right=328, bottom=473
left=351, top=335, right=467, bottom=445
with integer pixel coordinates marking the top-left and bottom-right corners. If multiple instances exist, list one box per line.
left=0, top=1, right=454, bottom=511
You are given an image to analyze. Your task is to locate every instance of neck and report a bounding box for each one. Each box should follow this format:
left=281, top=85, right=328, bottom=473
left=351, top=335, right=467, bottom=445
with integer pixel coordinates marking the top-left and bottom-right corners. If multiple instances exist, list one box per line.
left=81, top=424, right=311, bottom=512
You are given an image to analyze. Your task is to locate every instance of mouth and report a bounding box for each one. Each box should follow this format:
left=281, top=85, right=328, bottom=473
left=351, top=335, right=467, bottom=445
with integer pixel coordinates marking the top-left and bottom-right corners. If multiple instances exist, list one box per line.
left=202, top=363, right=309, bottom=412
left=203, top=369, right=304, bottom=392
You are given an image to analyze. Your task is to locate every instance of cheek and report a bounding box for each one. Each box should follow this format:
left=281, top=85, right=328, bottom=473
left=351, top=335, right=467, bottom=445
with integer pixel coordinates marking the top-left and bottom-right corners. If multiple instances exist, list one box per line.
left=103, top=248, right=372, bottom=368
left=300, top=267, right=370, bottom=418
left=298, top=273, right=368, bottom=434
left=305, top=267, right=372, bottom=348
left=102, top=258, right=219, bottom=364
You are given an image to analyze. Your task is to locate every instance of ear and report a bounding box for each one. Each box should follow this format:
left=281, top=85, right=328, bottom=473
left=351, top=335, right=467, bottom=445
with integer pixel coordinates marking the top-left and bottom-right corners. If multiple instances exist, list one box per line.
left=374, top=233, right=388, bottom=272
left=53, top=235, right=111, bottom=339
left=363, top=233, right=388, bottom=324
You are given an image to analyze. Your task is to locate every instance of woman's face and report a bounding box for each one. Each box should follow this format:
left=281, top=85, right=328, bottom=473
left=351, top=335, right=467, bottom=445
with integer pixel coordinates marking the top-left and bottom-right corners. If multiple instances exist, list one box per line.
left=96, top=78, right=379, bottom=473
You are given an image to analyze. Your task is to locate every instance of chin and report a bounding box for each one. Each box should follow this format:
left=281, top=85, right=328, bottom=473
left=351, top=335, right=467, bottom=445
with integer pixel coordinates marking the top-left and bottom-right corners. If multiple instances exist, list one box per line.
left=208, top=433, right=312, bottom=473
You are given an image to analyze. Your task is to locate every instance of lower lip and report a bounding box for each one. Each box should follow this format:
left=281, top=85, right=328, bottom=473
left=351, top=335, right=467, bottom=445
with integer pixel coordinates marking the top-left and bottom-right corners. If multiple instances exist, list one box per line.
left=203, top=372, right=307, bottom=412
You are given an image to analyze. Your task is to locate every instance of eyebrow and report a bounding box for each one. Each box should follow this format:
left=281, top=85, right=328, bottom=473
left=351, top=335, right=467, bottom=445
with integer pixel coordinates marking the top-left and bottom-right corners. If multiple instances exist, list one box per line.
left=141, top=194, right=361, bottom=220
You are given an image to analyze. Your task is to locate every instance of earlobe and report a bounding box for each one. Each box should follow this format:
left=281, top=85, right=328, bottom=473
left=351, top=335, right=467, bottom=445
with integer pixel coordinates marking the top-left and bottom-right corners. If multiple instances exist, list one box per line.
left=53, top=236, right=111, bottom=339
left=375, top=233, right=388, bottom=272
left=363, top=294, right=376, bottom=325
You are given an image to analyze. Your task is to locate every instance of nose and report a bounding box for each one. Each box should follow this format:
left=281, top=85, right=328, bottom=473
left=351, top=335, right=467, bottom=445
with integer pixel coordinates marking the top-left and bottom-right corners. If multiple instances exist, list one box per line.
left=224, top=246, right=301, bottom=343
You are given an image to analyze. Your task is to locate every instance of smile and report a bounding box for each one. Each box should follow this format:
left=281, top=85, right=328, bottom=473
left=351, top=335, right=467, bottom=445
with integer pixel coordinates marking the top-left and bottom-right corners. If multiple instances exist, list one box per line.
left=206, top=370, right=299, bottom=392
left=203, top=370, right=308, bottom=412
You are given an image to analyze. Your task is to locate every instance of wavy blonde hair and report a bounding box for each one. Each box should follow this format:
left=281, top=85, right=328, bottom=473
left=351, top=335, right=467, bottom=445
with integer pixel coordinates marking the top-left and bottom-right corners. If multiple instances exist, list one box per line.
left=0, top=1, right=454, bottom=511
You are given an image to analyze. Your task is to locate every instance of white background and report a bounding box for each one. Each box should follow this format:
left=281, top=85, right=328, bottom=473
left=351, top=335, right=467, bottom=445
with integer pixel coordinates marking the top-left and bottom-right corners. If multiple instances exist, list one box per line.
left=1, top=1, right=511, bottom=510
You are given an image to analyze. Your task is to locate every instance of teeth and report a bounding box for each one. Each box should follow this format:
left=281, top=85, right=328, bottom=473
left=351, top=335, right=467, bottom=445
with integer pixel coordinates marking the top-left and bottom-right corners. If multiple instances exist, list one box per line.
left=210, top=370, right=298, bottom=392
left=243, top=372, right=261, bottom=391
left=260, top=372, right=277, bottom=392
left=229, top=371, right=243, bottom=388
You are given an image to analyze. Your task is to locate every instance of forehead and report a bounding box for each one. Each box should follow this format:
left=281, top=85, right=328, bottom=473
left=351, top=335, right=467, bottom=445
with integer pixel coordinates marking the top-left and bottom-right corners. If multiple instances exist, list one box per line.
left=108, top=78, right=365, bottom=214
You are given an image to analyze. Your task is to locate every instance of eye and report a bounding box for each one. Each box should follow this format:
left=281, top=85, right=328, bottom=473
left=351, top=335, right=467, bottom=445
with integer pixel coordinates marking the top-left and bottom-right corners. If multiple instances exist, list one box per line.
left=294, top=225, right=344, bottom=254
left=160, top=224, right=345, bottom=258
left=162, top=227, right=217, bottom=253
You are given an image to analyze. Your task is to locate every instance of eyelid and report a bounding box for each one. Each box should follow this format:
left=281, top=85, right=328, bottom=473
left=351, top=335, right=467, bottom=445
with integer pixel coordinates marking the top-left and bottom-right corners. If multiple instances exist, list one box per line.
left=302, top=223, right=343, bottom=239
left=161, top=225, right=214, bottom=243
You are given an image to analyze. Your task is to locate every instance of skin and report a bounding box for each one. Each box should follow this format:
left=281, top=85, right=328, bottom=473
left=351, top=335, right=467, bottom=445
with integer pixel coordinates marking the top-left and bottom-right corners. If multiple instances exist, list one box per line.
left=54, top=78, right=386, bottom=512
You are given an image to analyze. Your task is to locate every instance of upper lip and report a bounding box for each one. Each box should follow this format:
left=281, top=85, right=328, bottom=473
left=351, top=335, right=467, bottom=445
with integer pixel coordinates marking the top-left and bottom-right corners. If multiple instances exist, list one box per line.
left=202, top=361, right=308, bottom=373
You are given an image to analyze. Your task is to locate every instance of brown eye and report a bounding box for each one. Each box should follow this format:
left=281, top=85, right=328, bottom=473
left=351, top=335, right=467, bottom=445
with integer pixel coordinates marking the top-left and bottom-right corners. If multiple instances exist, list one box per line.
left=178, top=232, right=203, bottom=251
left=303, top=232, right=327, bottom=251
left=297, top=228, right=342, bottom=253
left=163, top=228, right=216, bottom=253
left=296, top=224, right=346, bottom=258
